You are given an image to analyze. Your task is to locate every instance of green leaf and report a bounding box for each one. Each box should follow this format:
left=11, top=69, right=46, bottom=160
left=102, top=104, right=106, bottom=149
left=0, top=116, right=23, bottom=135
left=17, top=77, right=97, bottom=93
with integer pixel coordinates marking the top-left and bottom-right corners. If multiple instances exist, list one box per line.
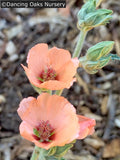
left=47, top=147, right=57, bottom=156
left=31, top=84, right=51, bottom=94
left=54, top=143, right=73, bottom=158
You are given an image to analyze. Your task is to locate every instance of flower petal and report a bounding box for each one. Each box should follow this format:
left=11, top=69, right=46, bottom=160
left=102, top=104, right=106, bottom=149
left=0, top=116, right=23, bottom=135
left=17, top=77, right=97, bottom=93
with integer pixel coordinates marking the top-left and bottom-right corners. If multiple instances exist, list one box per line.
left=22, top=64, right=41, bottom=87
left=57, top=58, right=79, bottom=83
left=77, top=115, right=96, bottom=139
left=41, top=94, right=80, bottom=146
left=39, top=80, right=70, bottom=90
left=27, top=43, right=49, bottom=75
left=17, top=96, right=38, bottom=126
left=20, top=121, right=34, bottom=142
left=48, top=47, right=71, bottom=71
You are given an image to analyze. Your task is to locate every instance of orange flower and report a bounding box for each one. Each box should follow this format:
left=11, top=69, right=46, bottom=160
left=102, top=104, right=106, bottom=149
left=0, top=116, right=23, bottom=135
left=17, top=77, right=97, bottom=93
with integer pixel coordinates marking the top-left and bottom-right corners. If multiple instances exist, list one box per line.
left=22, top=43, right=79, bottom=90
left=17, top=93, right=95, bottom=150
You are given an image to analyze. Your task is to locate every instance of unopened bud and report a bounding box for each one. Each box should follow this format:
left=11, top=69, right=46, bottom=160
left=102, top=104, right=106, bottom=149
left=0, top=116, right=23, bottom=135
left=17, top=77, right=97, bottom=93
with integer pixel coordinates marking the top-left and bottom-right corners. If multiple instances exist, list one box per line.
left=77, top=3, right=112, bottom=31
left=86, top=41, right=114, bottom=61
left=79, top=41, right=114, bottom=74
left=80, top=55, right=111, bottom=74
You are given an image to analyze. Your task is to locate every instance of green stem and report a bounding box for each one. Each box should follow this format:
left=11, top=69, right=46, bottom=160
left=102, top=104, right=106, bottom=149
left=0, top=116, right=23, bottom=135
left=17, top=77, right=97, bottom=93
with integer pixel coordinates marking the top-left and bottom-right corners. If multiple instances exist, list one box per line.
left=72, top=30, right=87, bottom=58
left=46, top=90, right=52, bottom=95
left=30, top=146, right=40, bottom=160
left=55, top=90, right=63, bottom=96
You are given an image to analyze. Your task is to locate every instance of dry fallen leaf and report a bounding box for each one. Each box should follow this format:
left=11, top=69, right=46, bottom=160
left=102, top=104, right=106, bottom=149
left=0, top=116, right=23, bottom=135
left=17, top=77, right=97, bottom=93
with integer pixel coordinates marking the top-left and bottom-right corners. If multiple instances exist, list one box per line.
left=102, top=139, right=120, bottom=158
left=101, top=96, right=108, bottom=115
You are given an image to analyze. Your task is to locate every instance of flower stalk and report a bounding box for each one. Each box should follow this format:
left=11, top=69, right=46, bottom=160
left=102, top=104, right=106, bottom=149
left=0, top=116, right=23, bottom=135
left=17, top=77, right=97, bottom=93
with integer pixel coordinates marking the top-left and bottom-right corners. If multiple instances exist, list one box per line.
left=72, top=30, right=87, bottom=58
left=30, top=146, right=40, bottom=160
left=55, top=90, right=63, bottom=96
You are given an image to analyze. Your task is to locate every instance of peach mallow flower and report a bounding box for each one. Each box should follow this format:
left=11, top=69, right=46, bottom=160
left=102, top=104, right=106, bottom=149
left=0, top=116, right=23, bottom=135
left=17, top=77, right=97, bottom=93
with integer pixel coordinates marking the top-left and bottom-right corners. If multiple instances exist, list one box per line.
left=22, top=43, right=79, bottom=90
left=17, top=93, right=96, bottom=150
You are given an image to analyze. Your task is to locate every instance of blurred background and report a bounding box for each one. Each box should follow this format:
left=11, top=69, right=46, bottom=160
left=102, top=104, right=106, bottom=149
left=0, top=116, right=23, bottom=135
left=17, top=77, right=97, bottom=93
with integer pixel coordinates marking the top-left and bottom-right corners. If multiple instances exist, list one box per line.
left=0, top=0, right=120, bottom=160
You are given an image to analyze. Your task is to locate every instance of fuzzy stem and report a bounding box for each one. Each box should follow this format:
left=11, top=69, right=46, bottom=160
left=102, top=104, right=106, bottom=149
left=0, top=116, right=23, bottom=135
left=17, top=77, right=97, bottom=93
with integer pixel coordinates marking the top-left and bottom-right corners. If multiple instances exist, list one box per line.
left=55, top=90, right=63, bottom=96
left=72, top=30, right=87, bottom=58
left=30, top=146, right=40, bottom=160
left=46, top=90, right=52, bottom=95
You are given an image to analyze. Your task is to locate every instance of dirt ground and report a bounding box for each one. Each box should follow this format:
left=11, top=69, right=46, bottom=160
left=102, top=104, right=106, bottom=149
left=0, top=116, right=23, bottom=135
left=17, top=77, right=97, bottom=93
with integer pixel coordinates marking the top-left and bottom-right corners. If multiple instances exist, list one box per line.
left=0, top=0, right=120, bottom=160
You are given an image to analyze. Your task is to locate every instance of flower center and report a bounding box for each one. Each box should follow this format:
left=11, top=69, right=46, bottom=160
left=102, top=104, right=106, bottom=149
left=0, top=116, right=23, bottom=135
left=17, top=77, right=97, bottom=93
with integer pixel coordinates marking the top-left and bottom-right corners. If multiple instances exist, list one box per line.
left=38, top=68, right=57, bottom=82
left=32, top=120, right=55, bottom=143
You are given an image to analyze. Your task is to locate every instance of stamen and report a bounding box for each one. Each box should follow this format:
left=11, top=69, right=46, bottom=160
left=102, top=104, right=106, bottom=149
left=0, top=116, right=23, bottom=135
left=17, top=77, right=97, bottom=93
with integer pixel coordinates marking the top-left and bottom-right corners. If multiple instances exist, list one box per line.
left=38, top=68, right=57, bottom=82
left=32, top=120, right=55, bottom=143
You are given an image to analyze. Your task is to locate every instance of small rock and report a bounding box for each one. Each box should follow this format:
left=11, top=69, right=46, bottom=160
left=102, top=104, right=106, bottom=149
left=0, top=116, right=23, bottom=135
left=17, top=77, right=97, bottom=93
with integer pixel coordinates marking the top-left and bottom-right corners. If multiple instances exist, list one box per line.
left=99, top=26, right=111, bottom=40
left=15, top=8, right=34, bottom=15
left=9, top=54, right=18, bottom=62
left=85, top=113, right=102, bottom=121
left=74, top=85, right=81, bottom=94
left=102, top=82, right=111, bottom=90
left=115, top=116, right=120, bottom=128
left=84, top=137, right=105, bottom=149
left=4, top=24, right=22, bottom=39
left=0, top=95, right=6, bottom=104
left=64, top=150, right=96, bottom=160
left=6, top=41, right=16, bottom=56
left=0, top=19, right=6, bottom=30
left=16, top=15, right=22, bottom=23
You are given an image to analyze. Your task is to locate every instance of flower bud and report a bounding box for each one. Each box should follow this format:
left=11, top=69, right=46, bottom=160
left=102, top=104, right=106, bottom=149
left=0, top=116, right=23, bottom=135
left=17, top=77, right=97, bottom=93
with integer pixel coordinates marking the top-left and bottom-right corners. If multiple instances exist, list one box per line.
left=80, top=56, right=111, bottom=74
left=86, top=41, right=114, bottom=61
left=79, top=41, right=114, bottom=74
left=77, top=1, right=112, bottom=31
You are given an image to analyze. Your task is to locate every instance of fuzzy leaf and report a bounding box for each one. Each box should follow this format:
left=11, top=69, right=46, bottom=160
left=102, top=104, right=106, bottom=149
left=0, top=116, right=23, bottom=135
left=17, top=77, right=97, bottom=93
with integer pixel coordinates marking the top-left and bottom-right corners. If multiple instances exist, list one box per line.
left=54, top=143, right=74, bottom=158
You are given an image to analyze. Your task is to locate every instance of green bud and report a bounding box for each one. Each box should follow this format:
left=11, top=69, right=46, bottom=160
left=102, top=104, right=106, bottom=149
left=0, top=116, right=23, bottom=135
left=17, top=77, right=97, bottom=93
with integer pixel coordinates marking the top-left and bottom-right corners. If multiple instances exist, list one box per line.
left=78, top=0, right=95, bottom=24
left=77, top=3, right=113, bottom=31
left=79, top=41, right=115, bottom=74
left=80, top=55, right=111, bottom=74
left=86, top=41, right=114, bottom=61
